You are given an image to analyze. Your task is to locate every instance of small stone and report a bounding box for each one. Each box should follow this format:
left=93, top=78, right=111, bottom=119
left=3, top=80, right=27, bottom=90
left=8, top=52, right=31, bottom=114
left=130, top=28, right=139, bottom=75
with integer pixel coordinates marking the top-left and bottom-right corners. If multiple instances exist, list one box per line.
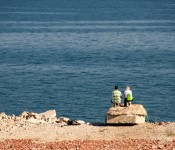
left=72, top=120, right=85, bottom=125
left=59, top=117, right=70, bottom=123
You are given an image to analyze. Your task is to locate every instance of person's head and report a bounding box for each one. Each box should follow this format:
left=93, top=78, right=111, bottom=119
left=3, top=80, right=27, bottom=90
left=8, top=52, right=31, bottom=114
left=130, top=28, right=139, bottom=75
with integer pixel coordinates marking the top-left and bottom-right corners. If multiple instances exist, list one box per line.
left=115, top=86, right=118, bottom=90
left=126, top=86, right=130, bottom=90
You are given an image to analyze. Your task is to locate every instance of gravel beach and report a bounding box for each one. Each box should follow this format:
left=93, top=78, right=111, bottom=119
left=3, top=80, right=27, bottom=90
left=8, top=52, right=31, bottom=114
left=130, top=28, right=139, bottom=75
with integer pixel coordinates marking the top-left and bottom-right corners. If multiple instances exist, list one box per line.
left=0, top=122, right=175, bottom=149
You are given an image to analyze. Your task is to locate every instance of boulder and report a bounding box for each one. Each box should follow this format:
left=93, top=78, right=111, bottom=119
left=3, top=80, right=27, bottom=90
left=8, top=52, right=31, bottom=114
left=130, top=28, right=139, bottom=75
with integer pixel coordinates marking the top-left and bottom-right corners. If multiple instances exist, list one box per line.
left=106, top=104, right=147, bottom=124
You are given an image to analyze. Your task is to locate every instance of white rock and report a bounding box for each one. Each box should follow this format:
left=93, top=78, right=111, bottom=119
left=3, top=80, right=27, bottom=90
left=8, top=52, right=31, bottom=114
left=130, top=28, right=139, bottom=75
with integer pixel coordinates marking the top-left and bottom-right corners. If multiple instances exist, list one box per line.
left=74, top=120, right=85, bottom=125
left=39, top=110, right=56, bottom=119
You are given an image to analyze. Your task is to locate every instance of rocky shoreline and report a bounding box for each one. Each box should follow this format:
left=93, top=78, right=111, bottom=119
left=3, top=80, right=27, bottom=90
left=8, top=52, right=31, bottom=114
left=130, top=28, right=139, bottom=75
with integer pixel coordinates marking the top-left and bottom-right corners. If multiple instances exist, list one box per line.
left=0, top=110, right=88, bottom=129
left=0, top=110, right=174, bottom=149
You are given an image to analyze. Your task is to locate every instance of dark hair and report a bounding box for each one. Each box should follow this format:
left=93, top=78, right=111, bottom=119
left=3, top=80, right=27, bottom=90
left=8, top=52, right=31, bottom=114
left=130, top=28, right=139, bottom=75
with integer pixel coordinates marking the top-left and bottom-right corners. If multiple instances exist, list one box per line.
left=115, top=86, right=118, bottom=90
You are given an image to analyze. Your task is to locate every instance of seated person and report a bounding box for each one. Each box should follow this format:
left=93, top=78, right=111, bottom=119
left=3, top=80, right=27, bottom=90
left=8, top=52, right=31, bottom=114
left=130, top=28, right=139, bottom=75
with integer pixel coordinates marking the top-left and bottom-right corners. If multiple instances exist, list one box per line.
left=112, top=86, right=122, bottom=107
left=124, top=86, right=133, bottom=106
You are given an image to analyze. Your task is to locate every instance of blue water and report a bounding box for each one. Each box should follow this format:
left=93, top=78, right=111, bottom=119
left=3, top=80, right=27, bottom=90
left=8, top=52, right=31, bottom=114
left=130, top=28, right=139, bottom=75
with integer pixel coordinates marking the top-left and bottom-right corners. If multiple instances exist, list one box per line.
left=0, top=0, right=175, bottom=123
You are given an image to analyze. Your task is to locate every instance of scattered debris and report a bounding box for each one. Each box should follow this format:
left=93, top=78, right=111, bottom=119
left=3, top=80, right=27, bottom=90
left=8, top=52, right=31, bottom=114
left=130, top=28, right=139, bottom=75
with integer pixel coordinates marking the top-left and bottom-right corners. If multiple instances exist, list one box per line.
left=0, top=110, right=89, bottom=132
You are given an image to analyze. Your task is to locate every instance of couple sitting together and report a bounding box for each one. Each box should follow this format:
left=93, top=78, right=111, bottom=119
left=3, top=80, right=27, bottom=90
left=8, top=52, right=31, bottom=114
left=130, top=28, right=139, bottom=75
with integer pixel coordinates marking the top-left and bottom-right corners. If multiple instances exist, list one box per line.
left=112, top=86, right=133, bottom=107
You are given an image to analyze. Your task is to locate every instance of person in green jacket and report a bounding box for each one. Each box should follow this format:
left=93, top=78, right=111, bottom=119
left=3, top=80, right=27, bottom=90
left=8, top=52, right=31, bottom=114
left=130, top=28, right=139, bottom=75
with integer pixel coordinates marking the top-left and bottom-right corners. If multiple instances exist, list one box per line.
left=112, top=86, right=122, bottom=107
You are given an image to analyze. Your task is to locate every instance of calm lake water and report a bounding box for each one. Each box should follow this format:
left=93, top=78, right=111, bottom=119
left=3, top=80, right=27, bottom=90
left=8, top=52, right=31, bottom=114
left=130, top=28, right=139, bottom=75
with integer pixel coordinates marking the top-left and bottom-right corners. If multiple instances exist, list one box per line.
left=0, top=0, right=175, bottom=123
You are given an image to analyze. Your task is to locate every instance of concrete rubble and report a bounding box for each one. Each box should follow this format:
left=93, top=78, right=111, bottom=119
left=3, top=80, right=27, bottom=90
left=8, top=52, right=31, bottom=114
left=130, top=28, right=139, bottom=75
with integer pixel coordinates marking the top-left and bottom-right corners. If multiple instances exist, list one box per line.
left=106, top=104, right=147, bottom=124
left=0, top=110, right=87, bottom=131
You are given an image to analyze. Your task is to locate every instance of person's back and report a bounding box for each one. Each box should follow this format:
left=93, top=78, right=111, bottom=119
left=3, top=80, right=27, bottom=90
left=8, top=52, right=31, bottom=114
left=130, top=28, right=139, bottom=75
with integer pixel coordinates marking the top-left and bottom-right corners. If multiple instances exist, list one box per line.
left=124, top=86, right=133, bottom=106
left=112, top=86, right=122, bottom=107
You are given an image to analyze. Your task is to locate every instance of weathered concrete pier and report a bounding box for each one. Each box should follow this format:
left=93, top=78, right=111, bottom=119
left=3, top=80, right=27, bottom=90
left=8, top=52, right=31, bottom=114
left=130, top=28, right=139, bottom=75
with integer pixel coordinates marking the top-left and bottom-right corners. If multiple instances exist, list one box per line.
left=106, top=104, right=147, bottom=124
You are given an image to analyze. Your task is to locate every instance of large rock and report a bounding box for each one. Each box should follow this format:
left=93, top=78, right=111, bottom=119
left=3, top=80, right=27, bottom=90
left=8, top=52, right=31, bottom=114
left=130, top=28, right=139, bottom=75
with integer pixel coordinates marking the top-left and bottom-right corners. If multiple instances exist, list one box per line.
left=106, top=104, right=147, bottom=124
left=18, top=110, right=57, bottom=124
